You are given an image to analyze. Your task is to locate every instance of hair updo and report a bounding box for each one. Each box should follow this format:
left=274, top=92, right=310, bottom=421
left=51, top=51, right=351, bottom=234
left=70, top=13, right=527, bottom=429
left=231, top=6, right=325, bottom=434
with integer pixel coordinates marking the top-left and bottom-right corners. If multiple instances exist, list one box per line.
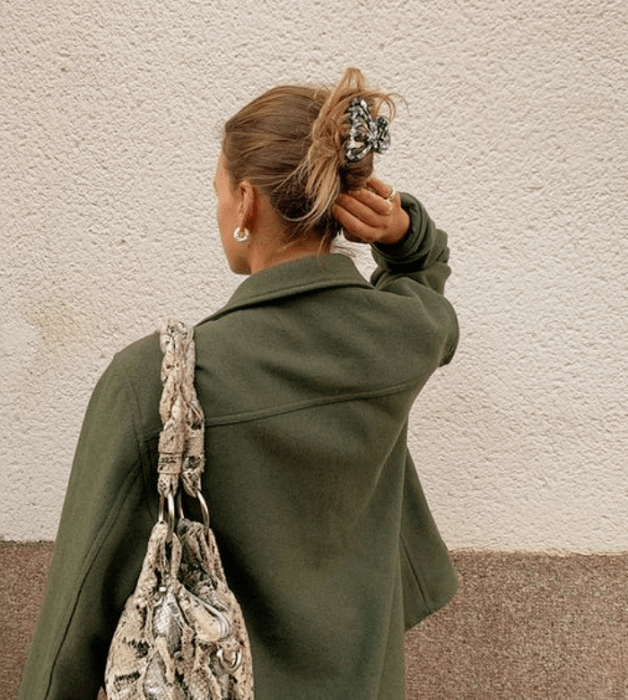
left=221, top=68, right=396, bottom=243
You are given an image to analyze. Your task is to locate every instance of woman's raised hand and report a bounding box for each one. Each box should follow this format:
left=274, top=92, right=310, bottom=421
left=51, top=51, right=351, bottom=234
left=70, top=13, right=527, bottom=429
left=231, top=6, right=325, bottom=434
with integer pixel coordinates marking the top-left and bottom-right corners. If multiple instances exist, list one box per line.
left=333, top=177, right=410, bottom=246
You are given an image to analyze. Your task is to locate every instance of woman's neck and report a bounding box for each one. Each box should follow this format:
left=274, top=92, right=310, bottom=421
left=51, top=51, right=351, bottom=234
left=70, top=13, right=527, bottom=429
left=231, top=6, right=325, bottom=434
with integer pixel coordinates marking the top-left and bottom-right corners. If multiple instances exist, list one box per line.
left=248, top=236, right=330, bottom=274
left=244, top=193, right=331, bottom=274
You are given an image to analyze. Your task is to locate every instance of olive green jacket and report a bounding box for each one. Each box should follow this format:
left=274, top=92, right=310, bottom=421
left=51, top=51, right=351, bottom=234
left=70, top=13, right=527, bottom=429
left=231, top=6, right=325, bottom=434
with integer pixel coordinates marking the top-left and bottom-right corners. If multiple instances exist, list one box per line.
left=20, top=194, right=459, bottom=700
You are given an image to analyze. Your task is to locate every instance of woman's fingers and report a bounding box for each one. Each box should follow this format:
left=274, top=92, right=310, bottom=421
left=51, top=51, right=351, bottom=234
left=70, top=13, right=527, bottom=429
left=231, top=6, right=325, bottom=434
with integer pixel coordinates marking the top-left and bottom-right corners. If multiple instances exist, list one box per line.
left=366, top=177, right=397, bottom=203
left=340, top=186, right=393, bottom=218
left=333, top=201, right=382, bottom=243
left=336, top=193, right=388, bottom=225
left=333, top=178, right=409, bottom=246
left=334, top=190, right=393, bottom=244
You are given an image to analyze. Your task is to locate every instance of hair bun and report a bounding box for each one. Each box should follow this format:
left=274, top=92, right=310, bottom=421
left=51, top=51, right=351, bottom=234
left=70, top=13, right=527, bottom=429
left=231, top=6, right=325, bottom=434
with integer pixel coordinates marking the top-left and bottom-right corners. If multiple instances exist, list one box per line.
left=222, top=68, right=396, bottom=244
left=305, top=69, right=395, bottom=219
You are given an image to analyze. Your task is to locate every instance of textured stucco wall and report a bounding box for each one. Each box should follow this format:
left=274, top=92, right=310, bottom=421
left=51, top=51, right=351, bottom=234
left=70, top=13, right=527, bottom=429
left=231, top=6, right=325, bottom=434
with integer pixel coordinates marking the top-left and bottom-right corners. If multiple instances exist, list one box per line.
left=1, top=0, right=627, bottom=551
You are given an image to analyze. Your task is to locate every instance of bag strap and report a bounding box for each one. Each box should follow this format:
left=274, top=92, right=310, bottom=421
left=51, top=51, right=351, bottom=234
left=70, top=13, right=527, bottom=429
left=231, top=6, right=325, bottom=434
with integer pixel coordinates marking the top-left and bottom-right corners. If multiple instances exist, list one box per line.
left=156, top=320, right=209, bottom=536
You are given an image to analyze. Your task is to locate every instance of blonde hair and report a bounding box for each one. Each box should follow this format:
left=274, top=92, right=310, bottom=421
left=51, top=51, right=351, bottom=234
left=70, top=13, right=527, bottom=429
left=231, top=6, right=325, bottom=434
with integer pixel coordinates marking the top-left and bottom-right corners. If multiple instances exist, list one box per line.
left=222, top=68, right=396, bottom=243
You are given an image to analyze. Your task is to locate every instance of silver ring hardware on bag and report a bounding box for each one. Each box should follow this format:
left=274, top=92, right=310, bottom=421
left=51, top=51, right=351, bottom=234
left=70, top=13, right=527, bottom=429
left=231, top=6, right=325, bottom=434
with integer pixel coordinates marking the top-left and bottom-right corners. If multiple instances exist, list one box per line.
left=176, top=490, right=185, bottom=521
left=217, top=647, right=243, bottom=674
left=187, top=590, right=232, bottom=639
left=171, top=481, right=211, bottom=547
left=158, top=491, right=176, bottom=542
left=196, top=490, right=211, bottom=536
left=174, top=489, right=210, bottom=543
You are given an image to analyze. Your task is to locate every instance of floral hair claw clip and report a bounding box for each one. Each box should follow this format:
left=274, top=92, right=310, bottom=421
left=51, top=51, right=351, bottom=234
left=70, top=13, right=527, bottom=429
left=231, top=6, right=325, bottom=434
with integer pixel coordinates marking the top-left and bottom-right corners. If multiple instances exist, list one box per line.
left=344, top=97, right=391, bottom=163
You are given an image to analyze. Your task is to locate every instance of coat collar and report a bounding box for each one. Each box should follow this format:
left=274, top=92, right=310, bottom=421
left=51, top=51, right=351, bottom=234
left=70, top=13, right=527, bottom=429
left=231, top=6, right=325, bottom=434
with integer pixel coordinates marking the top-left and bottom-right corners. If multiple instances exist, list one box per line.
left=202, top=253, right=372, bottom=322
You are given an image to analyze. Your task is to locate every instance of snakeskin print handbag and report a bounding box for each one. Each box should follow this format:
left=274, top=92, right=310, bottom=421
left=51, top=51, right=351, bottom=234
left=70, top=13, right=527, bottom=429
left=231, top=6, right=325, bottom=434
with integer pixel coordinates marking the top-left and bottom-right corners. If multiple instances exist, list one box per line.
left=105, top=321, right=254, bottom=700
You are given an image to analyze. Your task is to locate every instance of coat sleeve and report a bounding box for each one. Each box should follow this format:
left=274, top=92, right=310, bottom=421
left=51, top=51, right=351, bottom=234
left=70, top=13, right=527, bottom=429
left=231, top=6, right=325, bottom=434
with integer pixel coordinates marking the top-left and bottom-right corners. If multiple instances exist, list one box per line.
left=19, top=355, right=159, bottom=700
left=371, top=193, right=460, bottom=627
left=370, top=192, right=459, bottom=366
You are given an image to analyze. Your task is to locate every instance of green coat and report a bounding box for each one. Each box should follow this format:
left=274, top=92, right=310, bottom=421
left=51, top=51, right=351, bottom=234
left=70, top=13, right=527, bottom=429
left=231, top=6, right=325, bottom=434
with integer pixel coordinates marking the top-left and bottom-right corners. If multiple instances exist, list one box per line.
left=20, top=194, right=459, bottom=700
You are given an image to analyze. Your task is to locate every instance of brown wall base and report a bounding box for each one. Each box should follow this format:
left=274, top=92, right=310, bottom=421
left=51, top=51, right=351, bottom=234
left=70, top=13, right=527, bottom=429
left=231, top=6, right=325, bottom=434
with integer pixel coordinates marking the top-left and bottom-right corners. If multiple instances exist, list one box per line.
left=406, top=552, right=628, bottom=699
left=2, top=544, right=626, bottom=699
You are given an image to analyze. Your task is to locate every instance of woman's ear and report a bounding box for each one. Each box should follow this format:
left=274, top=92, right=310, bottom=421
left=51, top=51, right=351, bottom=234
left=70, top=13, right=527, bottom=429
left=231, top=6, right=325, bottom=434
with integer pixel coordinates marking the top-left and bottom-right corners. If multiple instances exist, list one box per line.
left=237, top=180, right=257, bottom=231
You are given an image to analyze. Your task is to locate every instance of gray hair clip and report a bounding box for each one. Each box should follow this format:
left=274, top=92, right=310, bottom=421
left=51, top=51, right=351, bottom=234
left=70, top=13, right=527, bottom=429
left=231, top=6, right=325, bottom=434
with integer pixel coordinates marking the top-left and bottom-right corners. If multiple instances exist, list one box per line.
left=345, top=97, right=391, bottom=163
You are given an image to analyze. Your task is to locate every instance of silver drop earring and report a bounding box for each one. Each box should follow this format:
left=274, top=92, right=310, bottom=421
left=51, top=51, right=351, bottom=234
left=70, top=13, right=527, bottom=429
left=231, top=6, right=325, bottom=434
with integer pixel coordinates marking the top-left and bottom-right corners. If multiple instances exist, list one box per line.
left=233, top=226, right=250, bottom=243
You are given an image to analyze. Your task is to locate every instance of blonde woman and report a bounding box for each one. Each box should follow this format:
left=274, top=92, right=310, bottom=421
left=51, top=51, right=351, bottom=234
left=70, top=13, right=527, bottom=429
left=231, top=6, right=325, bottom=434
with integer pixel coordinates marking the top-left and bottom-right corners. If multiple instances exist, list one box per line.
left=21, top=68, right=458, bottom=700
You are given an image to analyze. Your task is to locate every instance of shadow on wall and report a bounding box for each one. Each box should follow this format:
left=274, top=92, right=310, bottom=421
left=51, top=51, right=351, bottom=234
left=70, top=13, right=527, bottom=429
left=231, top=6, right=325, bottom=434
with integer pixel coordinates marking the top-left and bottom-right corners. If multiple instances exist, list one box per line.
left=2, top=544, right=627, bottom=699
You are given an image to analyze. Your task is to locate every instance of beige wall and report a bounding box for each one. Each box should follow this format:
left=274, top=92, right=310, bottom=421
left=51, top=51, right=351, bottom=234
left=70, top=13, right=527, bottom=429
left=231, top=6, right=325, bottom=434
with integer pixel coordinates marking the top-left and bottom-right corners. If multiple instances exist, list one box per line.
left=1, top=0, right=627, bottom=552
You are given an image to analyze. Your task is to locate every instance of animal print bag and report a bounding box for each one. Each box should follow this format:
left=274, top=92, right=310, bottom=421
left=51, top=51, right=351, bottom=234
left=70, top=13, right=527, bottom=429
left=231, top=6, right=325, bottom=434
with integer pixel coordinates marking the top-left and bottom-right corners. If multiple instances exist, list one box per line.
left=105, top=321, right=254, bottom=700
